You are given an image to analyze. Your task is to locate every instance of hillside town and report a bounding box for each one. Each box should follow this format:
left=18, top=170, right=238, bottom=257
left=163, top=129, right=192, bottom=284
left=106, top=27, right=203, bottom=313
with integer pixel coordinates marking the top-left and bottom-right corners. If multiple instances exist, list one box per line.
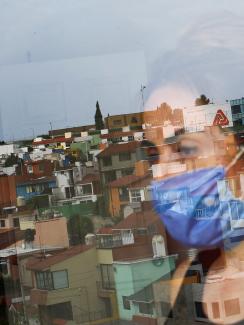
left=0, top=97, right=243, bottom=325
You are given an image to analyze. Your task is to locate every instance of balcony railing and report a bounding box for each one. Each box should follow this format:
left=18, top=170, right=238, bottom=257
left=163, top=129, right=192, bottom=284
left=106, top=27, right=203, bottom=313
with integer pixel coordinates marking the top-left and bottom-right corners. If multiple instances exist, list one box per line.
left=96, top=235, right=123, bottom=249
left=97, top=280, right=115, bottom=291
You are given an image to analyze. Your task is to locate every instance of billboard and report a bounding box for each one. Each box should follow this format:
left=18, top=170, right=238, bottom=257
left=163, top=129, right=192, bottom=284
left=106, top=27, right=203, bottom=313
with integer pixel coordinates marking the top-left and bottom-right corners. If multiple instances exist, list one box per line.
left=183, top=103, right=233, bottom=132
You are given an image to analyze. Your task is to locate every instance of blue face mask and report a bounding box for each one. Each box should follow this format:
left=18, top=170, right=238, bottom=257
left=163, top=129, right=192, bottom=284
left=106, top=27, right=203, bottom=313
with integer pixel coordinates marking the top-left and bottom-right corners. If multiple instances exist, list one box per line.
left=152, top=166, right=244, bottom=249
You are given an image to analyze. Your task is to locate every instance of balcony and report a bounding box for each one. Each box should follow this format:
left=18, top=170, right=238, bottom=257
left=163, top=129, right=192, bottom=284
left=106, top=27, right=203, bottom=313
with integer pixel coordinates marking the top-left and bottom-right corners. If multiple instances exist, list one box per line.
left=96, top=234, right=123, bottom=249
left=96, top=281, right=115, bottom=298
left=30, top=288, right=48, bottom=305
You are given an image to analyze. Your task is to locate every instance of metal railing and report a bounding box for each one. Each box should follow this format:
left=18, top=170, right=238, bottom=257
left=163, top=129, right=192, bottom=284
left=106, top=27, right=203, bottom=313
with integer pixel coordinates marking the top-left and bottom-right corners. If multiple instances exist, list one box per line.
left=97, top=280, right=115, bottom=291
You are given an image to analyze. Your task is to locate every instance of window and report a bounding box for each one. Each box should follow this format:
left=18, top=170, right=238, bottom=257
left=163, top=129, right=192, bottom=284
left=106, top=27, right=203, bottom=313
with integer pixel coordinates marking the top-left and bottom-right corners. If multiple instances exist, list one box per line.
left=224, top=298, right=240, bottom=317
left=212, top=302, right=220, bottom=319
left=119, top=152, right=131, bottom=161
left=135, top=228, right=147, bottom=235
left=138, top=302, right=153, bottom=315
left=231, top=105, right=241, bottom=114
left=233, top=119, right=243, bottom=126
left=195, top=302, right=207, bottom=318
left=82, top=184, right=93, bottom=195
left=113, top=119, right=122, bottom=126
left=35, top=184, right=44, bottom=192
left=36, top=270, right=68, bottom=290
left=65, top=186, right=75, bottom=198
left=36, top=271, right=53, bottom=290
left=27, top=165, right=33, bottom=174
left=0, top=259, right=8, bottom=274
left=26, top=185, right=33, bottom=193
left=152, top=235, right=166, bottom=257
left=0, top=220, right=5, bottom=227
left=121, top=230, right=134, bottom=245
left=13, top=218, right=20, bottom=228
left=121, top=168, right=134, bottom=176
left=131, top=116, right=138, bottom=123
left=48, top=301, right=73, bottom=320
left=52, top=270, right=69, bottom=289
left=160, top=302, right=173, bottom=318
left=130, top=189, right=142, bottom=202
left=122, top=296, right=130, bottom=310
left=103, top=157, right=112, bottom=166
left=100, top=264, right=115, bottom=289
left=119, top=187, right=129, bottom=201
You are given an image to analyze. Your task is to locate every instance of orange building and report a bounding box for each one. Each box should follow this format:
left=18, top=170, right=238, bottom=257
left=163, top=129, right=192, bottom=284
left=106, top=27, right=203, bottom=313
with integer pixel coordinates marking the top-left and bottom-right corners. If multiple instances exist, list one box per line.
left=0, top=175, right=16, bottom=209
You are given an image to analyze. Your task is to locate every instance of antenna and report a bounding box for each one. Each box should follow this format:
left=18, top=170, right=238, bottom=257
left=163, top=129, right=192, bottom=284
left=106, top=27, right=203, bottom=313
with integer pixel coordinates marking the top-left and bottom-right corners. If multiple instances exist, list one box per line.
left=140, top=85, right=146, bottom=112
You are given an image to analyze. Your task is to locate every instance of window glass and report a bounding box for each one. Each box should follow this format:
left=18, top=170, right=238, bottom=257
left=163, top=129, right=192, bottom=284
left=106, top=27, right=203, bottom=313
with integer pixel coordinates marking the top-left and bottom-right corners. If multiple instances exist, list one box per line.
left=0, top=220, right=5, bottom=227
left=122, top=296, right=130, bottom=310
left=138, top=302, right=153, bottom=315
left=195, top=302, right=207, bottom=318
left=119, top=152, right=131, bottom=161
left=52, top=270, right=68, bottom=290
left=130, top=189, right=142, bottom=202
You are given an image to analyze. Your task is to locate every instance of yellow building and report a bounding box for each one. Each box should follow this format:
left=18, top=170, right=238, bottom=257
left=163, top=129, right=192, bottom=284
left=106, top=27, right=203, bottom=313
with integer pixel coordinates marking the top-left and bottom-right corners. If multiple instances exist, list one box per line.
left=27, top=245, right=112, bottom=324
left=105, top=112, right=143, bottom=129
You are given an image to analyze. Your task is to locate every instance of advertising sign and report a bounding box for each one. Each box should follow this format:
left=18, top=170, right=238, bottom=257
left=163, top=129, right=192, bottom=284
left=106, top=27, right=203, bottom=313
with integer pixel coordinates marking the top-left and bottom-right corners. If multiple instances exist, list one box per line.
left=183, top=103, right=233, bottom=132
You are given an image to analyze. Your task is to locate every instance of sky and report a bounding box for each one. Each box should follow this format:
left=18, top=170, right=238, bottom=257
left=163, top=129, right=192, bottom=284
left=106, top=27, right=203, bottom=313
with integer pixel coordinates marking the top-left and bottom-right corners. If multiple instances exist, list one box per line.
left=0, top=0, right=244, bottom=139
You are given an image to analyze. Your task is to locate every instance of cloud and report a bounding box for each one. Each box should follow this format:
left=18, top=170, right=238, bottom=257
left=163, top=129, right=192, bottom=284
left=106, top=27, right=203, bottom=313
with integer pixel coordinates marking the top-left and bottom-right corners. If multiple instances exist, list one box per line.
left=146, top=11, right=244, bottom=108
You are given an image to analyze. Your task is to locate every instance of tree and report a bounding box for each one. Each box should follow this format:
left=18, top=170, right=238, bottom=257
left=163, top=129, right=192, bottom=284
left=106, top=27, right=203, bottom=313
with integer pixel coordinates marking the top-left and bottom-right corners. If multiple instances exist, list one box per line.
left=195, top=94, right=210, bottom=106
left=95, top=101, right=104, bottom=130
left=67, top=215, right=94, bottom=245
left=4, top=154, right=19, bottom=167
left=24, top=228, right=36, bottom=243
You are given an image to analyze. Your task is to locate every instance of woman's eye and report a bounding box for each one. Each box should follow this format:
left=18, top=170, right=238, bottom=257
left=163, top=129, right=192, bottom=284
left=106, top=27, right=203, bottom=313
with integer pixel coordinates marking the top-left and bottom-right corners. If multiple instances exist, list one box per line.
left=179, top=145, right=199, bottom=156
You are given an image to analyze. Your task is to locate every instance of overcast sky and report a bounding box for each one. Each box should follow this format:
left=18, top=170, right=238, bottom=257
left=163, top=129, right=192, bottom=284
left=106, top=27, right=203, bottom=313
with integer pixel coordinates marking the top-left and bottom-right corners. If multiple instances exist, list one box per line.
left=0, top=0, right=244, bottom=139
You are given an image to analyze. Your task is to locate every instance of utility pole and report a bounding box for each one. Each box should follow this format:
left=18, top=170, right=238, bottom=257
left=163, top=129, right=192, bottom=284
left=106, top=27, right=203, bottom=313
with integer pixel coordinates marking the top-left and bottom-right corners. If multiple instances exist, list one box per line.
left=140, top=85, right=146, bottom=112
left=49, top=122, right=53, bottom=138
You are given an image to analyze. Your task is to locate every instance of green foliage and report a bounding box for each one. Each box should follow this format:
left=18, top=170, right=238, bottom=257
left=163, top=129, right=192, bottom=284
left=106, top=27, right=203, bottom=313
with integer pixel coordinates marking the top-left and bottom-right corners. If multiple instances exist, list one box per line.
left=4, top=154, right=19, bottom=167
left=67, top=215, right=94, bottom=245
left=27, top=195, right=50, bottom=209
left=195, top=94, right=210, bottom=106
left=95, top=101, right=105, bottom=130
left=24, top=228, right=36, bottom=242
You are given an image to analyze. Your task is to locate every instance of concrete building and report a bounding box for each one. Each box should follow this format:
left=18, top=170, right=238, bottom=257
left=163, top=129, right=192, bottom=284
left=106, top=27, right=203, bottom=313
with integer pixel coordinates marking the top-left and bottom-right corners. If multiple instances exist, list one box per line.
left=97, top=142, right=140, bottom=185
left=0, top=143, right=19, bottom=157
left=75, top=173, right=101, bottom=203
left=0, top=175, right=16, bottom=209
left=16, top=176, right=56, bottom=200
left=105, top=113, right=143, bottom=130
left=230, top=97, right=244, bottom=126
left=113, top=256, right=175, bottom=322
left=27, top=245, right=108, bottom=324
